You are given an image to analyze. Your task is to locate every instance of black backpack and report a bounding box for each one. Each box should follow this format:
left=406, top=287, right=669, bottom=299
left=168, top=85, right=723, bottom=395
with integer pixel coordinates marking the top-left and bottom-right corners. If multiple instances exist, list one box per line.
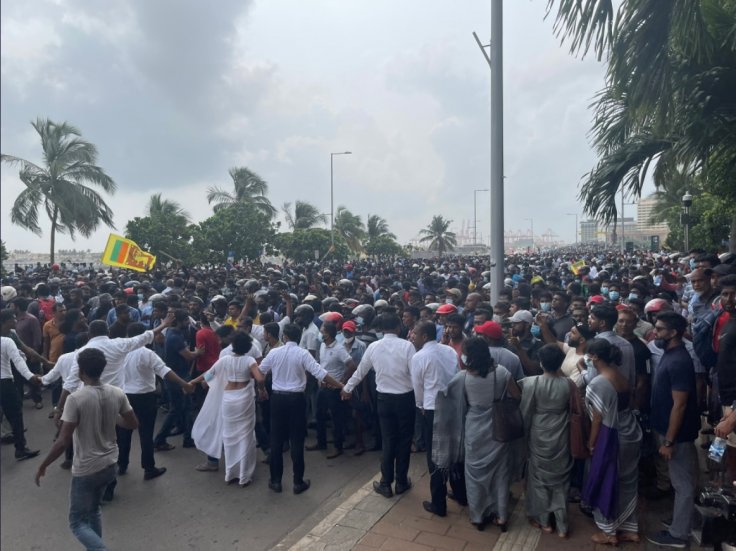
left=692, top=305, right=722, bottom=368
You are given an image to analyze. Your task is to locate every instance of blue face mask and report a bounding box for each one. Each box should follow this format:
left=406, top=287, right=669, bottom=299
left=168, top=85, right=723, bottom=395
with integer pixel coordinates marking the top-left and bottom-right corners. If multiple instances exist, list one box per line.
left=601, top=286, right=609, bottom=296
left=653, top=275, right=662, bottom=286
left=584, top=355, right=595, bottom=371
left=689, top=258, right=697, bottom=270
left=530, top=324, right=541, bottom=338
left=608, top=291, right=620, bottom=301
left=540, top=302, right=551, bottom=312
left=317, top=332, right=324, bottom=343
left=461, top=354, right=468, bottom=365
left=628, top=292, right=638, bottom=300
left=355, top=316, right=364, bottom=327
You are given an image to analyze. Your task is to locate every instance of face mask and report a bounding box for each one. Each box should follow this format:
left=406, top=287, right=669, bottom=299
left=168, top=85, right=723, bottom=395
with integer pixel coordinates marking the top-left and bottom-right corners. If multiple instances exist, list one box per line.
left=355, top=316, right=364, bottom=326
left=492, top=315, right=503, bottom=323
left=628, top=292, right=638, bottom=300
left=608, top=291, right=620, bottom=301
left=461, top=354, right=468, bottom=365
left=540, top=302, right=551, bottom=312
left=584, top=355, right=595, bottom=371
left=445, top=298, right=454, bottom=304
left=375, top=332, right=384, bottom=339
left=601, top=286, right=609, bottom=296
left=689, top=258, right=697, bottom=270
left=343, top=335, right=354, bottom=344
left=654, top=276, right=662, bottom=286
left=317, top=333, right=324, bottom=343
left=654, top=337, right=669, bottom=349
left=530, top=324, right=541, bottom=338
left=138, top=294, right=145, bottom=302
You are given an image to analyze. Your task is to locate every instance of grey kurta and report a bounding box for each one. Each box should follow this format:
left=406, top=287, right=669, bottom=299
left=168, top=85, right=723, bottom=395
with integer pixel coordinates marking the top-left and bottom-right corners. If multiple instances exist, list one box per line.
left=464, top=366, right=512, bottom=524
left=520, top=374, right=572, bottom=532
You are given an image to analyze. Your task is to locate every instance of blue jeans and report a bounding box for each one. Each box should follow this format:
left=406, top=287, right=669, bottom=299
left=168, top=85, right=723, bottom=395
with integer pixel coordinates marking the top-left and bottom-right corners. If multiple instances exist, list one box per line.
left=69, top=464, right=116, bottom=550
left=154, top=377, right=192, bottom=445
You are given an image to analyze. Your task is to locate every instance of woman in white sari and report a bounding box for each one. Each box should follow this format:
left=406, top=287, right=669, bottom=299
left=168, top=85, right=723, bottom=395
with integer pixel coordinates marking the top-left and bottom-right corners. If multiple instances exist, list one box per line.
left=191, top=332, right=265, bottom=487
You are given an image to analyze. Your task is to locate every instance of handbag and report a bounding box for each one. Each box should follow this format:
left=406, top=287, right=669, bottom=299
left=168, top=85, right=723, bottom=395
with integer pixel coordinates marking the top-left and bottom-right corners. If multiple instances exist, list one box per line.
left=567, top=378, right=590, bottom=459
left=492, top=368, right=524, bottom=442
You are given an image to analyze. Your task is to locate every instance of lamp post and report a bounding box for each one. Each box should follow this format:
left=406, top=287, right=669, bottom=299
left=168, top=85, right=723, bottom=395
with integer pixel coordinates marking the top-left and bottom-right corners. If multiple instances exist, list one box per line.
left=330, top=151, right=352, bottom=246
left=524, top=217, right=534, bottom=251
left=620, top=191, right=638, bottom=253
left=682, top=191, right=693, bottom=251
left=566, top=213, right=578, bottom=244
left=474, top=189, right=489, bottom=245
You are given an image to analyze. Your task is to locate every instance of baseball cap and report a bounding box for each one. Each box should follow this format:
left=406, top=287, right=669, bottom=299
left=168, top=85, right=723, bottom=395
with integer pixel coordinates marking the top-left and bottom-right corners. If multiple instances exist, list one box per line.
left=588, top=295, right=605, bottom=305
left=342, top=320, right=357, bottom=333
left=436, top=303, right=458, bottom=315
left=508, top=310, right=534, bottom=325
left=210, top=295, right=227, bottom=303
left=474, top=321, right=503, bottom=340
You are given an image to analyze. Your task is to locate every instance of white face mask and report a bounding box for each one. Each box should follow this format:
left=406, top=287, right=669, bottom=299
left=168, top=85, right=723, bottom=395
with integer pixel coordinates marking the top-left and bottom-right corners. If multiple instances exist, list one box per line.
left=343, top=335, right=354, bottom=344
left=445, top=298, right=454, bottom=304
left=461, top=354, right=468, bottom=365
left=492, top=315, right=503, bottom=323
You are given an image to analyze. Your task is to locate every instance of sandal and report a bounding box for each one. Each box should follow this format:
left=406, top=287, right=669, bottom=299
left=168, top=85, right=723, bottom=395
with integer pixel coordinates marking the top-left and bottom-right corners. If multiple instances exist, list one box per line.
left=591, top=531, right=618, bottom=546
left=528, top=520, right=552, bottom=534
left=617, top=531, right=640, bottom=543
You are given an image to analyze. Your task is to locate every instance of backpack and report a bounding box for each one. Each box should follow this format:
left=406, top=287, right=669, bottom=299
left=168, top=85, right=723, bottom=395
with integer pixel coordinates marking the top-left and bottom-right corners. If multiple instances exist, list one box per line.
left=692, top=306, right=721, bottom=368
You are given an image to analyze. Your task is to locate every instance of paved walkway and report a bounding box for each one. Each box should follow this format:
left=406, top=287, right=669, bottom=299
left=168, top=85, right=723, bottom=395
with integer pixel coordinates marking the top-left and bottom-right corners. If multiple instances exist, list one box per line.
left=278, top=460, right=678, bottom=551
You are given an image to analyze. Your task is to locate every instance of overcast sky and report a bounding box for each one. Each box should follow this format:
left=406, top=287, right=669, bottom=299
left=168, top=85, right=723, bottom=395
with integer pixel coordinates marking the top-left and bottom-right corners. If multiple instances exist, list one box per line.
left=2, top=0, right=616, bottom=253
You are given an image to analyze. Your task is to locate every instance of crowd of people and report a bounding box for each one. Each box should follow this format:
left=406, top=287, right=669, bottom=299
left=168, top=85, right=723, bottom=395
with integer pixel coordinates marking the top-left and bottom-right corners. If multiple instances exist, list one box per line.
left=1, top=244, right=735, bottom=550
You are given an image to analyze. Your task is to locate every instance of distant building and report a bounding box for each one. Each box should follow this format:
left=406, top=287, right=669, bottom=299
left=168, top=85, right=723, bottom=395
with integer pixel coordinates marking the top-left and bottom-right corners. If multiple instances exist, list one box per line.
left=637, top=196, right=670, bottom=243
left=580, top=220, right=599, bottom=243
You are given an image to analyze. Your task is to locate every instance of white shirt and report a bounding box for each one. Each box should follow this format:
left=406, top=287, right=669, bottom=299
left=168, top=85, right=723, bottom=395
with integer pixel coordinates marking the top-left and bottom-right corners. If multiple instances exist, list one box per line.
left=258, top=341, right=328, bottom=392
left=1, top=336, right=34, bottom=380
left=64, top=331, right=154, bottom=392
left=319, top=340, right=353, bottom=380
left=122, top=347, right=172, bottom=394
left=41, top=351, right=76, bottom=387
left=300, top=323, right=320, bottom=354
left=219, top=340, right=262, bottom=361
left=410, top=341, right=458, bottom=410
left=343, top=333, right=415, bottom=395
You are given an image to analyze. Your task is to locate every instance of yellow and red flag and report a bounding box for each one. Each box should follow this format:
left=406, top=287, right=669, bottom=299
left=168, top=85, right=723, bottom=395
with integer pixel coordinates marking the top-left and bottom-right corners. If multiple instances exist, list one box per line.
left=101, top=234, right=156, bottom=272
left=570, top=259, right=586, bottom=276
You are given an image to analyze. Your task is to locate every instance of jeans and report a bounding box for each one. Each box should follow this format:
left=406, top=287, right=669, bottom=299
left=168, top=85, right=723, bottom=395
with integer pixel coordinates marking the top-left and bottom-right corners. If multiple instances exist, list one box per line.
left=118, top=392, right=158, bottom=471
left=154, top=377, right=192, bottom=446
left=269, top=392, right=307, bottom=484
left=69, top=464, right=116, bottom=551
left=656, top=434, right=697, bottom=541
left=316, top=387, right=346, bottom=449
left=377, top=391, right=415, bottom=485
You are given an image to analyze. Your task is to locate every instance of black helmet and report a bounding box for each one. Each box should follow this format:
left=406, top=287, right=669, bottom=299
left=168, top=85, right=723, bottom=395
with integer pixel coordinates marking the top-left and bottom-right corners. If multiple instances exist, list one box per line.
left=244, top=279, right=261, bottom=293
left=351, top=304, right=375, bottom=327
left=294, top=304, right=315, bottom=325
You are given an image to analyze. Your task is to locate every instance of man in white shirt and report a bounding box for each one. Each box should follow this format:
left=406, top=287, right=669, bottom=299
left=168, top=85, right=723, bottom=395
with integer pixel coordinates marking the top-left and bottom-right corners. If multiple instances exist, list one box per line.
left=1, top=325, right=42, bottom=460
left=306, top=322, right=356, bottom=459
left=341, top=313, right=416, bottom=498
left=118, top=322, right=193, bottom=480
left=258, top=323, right=343, bottom=495
left=410, top=320, right=463, bottom=516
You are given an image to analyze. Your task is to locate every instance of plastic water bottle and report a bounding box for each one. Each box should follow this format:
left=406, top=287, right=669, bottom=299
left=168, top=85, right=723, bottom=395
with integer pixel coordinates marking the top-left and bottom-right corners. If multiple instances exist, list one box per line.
left=708, top=437, right=727, bottom=463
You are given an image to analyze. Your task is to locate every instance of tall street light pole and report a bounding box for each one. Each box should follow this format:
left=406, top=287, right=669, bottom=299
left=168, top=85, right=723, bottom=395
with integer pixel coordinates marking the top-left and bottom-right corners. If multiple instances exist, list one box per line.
left=682, top=191, right=693, bottom=251
left=490, top=0, right=504, bottom=305
left=566, top=213, right=578, bottom=244
left=524, top=217, right=534, bottom=251
left=330, top=151, right=352, bottom=246
left=474, top=189, right=489, bottom=245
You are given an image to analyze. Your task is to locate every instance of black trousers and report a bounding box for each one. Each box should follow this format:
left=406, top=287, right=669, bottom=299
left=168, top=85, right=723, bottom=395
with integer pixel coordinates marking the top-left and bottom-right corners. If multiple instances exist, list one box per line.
left=423, top=410, right=466, bottom=514
left=0, top=378, right=27, bottom=452
left=377, top=390, right=415, bottom=485
left=269, top=392, right=307, bottom=484
left=118, top=392, right=158, bottom=471
left=316, top=387, right=346, bottom=449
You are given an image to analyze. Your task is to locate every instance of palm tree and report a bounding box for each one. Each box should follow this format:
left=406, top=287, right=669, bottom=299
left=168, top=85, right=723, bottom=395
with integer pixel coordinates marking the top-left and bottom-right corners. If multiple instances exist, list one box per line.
left=547, top=0, right=736, bottom=251
left=282, top=200, right=327, bottom=230
left=366, top=214, right=396, bottom=241
left=1, top=118, right=116, bottom=263
left=419, top=215, right=457, bottom=258
left=206, top=167, right=277, bottom=218
left=146, top=193, right=190, bottom=221
left=334, top=206, right=366, bottom=253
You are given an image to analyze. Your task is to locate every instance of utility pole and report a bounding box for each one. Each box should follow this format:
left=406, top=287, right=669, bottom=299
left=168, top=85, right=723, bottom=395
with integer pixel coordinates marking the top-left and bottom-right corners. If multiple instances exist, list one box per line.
left=474, top=189, right=489, bottom=245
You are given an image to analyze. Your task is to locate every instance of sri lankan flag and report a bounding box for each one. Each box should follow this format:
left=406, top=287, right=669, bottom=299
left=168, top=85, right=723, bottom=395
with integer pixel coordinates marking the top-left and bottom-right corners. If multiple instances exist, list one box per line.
left=570, top=259, right=586, bottom=276
left=101, top=234, right=156, bottom=272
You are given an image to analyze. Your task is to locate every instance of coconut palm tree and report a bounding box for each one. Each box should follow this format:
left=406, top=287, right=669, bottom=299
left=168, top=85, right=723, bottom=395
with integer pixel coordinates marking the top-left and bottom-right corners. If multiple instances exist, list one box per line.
left=146, top=193, right=190, bottom=221
left=334, top=206, right=366, bottom=253
left=282, top=200, right=327, bottom=230
left=1, top=118, right=116, bottom=264
left=206, top=167, right=277, bottom=218
left=366, top=214, right=396, bottom=241
left=547, top=0, right=736, bottom=251
left=419, top=215, right=457, bottom=258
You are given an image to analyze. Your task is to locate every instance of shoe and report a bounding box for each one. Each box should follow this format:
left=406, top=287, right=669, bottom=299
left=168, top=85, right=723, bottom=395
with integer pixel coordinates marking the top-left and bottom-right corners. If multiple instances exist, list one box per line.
left=293, top=479, right=311, bottom=494
left=168, top=427, right=183, bottom=436
left=661, top=517, right=672, bottom=529
left=422, top=501, right=446, bottom=517
left=60, top=459, right=72, bottom=470
left=144, top=467, right=167, bottom=480
left=395, top=478, right=412, bottom=495
left=261, top=453, right=270, bottom=464
left=239, top=480, right=252, bottom=488
left=102, top=480, right=116, bottom=503
left=618, top=531, right=641, bottom=543
left=48, top=410, right=55, bottom=419
left=34, top=402, right=43, bottom=410
left=117, top=465, right=128, bottom=475
left=154, top=443, right=176, bottom=452
left=373, top=480, right=393, bottom=498
left=195, top=462, right=219, bottom=472
left=326, top=448, right=343, bottom=459
left=353, top=446, right=365, bottom=457
left=268, top=480, right=282, bottom=493
left=15, top=448, right=40, bottom=460
left=305, top=444, right=326, bottom=451
left=578, top=502, right=594, bottom=518
left=590, top=531, right=618, bottom=545
left=182, top=438, right=195, bottom=448
left=646, top=530, right=686, bottom=548
left=447, top=492, right=468, bottom=506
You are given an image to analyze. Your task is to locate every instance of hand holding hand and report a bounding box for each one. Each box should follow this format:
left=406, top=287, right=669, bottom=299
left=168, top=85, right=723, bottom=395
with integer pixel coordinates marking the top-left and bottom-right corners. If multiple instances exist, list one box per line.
left=658, top=445, right=673, bottom=461
left=182, top=382, right=195, bottom=395
left=340, top=390, right=352, bottom=401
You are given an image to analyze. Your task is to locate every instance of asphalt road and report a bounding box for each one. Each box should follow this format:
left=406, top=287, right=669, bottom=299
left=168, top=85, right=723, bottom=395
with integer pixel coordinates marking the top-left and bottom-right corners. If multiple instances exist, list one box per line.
left=1, top=392, right=380, bottom=551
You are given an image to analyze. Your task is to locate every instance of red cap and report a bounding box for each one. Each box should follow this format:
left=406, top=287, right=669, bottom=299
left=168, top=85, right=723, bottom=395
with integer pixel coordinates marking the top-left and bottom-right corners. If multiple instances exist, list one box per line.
left=436, top=303, right=458, bottom=315
left=342, top=320, right=357, bottom=333
left=474, top=321, right=503, bottom=340
left=615, top=304, right=631, bottom=312
left=588, top=295, right=605, bottom=305
left=123, top=287, right=135, bottom=295
left=51, top=263, right=60, bottom=271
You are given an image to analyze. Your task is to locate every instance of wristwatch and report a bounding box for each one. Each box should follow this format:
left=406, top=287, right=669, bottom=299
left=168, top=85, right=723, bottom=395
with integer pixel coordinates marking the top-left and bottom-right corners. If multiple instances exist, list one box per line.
left=663, top=439, right=674, bottom=447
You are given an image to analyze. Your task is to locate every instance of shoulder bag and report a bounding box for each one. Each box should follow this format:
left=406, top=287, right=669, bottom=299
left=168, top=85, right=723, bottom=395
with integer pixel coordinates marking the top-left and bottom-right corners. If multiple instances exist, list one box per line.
left=492, top=368, right=524, bottom=442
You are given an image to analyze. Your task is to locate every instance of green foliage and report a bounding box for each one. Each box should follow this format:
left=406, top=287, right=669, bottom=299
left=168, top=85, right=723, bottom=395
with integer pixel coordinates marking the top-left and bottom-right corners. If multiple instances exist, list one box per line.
left=192, top=203, right=275, bottom=264
left=0, top=241, right=8, bottom=277
left=282, top=201, right=327, bottom=230
left=207, top=167, right=276, bottom=218
left=273, top=228, right=350, bottom=262
left=419, top=215, right=457, bottom=258
left=334, top=206, right=366, bottom=253
left=125, top=216, right=197, bottom=266
left=1, top=118, right=116, bottom=263
left=364, top=234, right=403, bottom=258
